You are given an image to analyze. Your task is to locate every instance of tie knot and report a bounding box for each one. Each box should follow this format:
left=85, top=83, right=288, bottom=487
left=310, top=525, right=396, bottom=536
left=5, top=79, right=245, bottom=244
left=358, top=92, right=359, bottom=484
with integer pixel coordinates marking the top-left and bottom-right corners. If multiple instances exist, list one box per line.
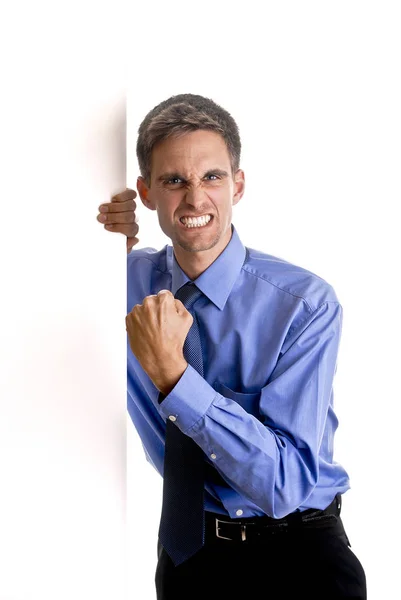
left=175, top=283, right=203, bottom=310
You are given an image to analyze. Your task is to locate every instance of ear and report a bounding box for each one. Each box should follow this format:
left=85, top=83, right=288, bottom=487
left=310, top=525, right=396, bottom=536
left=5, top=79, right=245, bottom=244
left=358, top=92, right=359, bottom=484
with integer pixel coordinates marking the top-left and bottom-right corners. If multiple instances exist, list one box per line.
left=232, top=169, right=245, bottom=207
left=137, top=176, right=157, bottom=211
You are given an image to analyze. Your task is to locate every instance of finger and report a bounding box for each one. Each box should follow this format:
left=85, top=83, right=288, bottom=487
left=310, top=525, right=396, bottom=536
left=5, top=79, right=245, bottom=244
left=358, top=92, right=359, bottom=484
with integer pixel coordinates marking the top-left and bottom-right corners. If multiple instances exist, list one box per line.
left=157, top=290, right=178, bottom=308
left=99, top=198, right=137, bottom=214
left=111, top=188, right=137, bottom=203
left=157, top=289, right=174, bottom=299
left=143, top=294, right=157, bottom=301
left=127, top=237, right=139, bottom=252
left=174, top=298, right=184, bottom=314
left=174, top=298, right=190, bottom=316
left=98, top=211, right=138, bottom=225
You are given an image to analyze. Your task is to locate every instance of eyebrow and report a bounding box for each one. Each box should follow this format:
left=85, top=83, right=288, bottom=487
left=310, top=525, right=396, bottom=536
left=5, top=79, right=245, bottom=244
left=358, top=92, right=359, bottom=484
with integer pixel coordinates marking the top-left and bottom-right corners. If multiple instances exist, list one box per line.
left=157, top=168, right=230, bottom=182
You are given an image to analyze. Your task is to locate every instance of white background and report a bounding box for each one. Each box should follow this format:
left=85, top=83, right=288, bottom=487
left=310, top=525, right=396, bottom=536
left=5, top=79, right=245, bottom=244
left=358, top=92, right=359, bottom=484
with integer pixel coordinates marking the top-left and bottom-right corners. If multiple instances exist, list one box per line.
left=0, top=2, right=399, bottom=599
left=0, top=2, right=128, bottom=599
left=127, top=2, right=400, bottom=599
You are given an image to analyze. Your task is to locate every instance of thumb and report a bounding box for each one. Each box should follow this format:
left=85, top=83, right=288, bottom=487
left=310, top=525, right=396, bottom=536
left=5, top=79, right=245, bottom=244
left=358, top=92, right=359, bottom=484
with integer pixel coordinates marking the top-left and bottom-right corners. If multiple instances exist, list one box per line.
left=174, top=298, right=190, bottom=316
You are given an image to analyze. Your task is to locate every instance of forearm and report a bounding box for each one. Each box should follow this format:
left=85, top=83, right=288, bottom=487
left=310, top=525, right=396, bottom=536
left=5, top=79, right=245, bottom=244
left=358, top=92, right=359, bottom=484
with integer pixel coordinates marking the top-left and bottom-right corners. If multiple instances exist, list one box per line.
left=157, top=365, right=320, bottom=518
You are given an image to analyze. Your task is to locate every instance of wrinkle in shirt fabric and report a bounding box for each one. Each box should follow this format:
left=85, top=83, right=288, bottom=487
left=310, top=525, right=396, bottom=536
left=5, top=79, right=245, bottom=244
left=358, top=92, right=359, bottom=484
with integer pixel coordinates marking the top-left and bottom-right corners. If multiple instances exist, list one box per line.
left=127, top=223, right=350, bottom=519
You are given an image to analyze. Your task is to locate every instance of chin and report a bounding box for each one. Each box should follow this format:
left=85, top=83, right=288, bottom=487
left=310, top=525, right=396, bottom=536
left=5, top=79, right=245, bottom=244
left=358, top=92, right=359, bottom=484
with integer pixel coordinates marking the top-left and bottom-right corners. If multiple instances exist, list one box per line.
left=177, top=234, right=221, bottom=253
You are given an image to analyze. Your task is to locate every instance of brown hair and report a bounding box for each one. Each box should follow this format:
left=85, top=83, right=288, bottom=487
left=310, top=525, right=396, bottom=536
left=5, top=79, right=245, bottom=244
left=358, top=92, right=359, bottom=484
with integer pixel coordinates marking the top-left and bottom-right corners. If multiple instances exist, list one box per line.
left=136, top=93, right=241, bottom=187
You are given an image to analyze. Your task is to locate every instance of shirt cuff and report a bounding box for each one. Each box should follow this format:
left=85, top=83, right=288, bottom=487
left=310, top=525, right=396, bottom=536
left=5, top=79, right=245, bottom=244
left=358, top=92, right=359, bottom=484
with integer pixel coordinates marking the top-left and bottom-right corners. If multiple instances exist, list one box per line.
left=157, top=364, right=217, bottom=433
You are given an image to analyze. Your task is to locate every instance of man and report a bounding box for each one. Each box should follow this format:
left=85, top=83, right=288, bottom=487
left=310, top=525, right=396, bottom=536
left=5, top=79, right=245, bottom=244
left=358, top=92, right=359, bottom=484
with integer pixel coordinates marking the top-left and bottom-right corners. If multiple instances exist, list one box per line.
left=97, top=93, right=367, bottom=599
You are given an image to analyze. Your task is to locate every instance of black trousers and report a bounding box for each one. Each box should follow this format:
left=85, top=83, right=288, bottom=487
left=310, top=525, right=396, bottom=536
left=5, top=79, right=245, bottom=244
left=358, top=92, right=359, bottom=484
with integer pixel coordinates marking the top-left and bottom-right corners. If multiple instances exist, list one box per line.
left=155, top=495, right=367, bottom=599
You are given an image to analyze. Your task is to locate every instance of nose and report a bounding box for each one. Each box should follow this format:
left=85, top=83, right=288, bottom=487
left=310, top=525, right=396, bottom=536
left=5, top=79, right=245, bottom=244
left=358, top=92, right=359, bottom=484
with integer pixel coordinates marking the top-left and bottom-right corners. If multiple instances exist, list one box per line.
left=184, top=182, right=208, bottom=208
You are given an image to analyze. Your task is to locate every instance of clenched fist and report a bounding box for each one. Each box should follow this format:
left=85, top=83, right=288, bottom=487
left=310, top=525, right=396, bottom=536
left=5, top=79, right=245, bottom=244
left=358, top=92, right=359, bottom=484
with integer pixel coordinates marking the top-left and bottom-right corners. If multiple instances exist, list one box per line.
left=126, top=290, right=192, bottom=394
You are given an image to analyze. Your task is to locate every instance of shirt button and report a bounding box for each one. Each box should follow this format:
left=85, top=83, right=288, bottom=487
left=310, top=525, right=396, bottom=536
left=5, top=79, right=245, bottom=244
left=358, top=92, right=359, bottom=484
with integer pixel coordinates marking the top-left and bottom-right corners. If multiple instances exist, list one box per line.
left=210, top=453, right=217, bottom=460
left=168, top=415, right=177, bottom=422
left=236, top=509, right=243, bottom=516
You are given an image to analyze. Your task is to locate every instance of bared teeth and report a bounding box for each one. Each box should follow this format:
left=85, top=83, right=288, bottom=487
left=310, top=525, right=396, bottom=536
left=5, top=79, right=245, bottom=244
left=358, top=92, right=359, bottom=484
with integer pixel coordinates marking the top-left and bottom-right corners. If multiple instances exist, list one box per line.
left=180, top=215, right=212, bottom=227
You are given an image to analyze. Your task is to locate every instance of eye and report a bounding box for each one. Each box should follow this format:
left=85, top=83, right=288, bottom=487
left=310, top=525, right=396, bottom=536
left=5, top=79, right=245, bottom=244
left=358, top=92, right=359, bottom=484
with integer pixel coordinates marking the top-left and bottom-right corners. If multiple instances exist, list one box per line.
left=205, top=174, right=219, bottom=180
left=166, top=177, right=182, bottom=185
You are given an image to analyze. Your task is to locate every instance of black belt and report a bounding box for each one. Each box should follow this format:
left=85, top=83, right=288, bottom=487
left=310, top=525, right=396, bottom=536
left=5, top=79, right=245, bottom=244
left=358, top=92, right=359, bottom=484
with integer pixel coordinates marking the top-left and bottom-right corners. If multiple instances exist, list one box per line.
left=205, top=494, right=342, bottom=543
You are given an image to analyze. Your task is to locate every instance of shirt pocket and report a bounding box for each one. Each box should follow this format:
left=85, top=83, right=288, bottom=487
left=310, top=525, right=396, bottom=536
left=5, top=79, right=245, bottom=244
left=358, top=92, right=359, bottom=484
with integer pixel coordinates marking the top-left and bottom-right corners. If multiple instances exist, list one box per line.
left=213, top=380, right=262, bottom=419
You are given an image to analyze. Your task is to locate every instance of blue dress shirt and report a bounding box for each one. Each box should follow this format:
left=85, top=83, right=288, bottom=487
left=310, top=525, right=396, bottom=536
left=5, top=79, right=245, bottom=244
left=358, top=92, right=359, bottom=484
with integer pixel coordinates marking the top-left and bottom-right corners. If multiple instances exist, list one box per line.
left=127, top=223, right=350, bottom=519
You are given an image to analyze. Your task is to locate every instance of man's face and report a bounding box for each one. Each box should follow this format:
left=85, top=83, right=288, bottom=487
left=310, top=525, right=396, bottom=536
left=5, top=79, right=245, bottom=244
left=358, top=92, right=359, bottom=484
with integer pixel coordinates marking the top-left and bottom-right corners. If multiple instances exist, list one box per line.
left=137, top=129, right=244, bottom=254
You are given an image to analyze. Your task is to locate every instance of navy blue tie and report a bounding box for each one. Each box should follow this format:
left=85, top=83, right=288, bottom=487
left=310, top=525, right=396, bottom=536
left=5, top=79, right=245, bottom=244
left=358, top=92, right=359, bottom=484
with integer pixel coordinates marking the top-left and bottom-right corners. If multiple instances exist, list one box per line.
left=158, top=282, right=205, bottom=566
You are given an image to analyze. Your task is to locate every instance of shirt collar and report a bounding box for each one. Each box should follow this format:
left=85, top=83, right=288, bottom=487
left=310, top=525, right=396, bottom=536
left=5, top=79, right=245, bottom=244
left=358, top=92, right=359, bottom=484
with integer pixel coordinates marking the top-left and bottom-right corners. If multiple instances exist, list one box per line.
left=166, top=223, right=246, bottom=311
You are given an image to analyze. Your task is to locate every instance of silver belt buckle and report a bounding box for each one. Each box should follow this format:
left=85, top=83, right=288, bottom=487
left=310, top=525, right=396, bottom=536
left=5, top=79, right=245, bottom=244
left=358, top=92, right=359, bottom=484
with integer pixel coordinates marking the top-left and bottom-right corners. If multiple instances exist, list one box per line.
left=215, top=518, right=247, bottom=541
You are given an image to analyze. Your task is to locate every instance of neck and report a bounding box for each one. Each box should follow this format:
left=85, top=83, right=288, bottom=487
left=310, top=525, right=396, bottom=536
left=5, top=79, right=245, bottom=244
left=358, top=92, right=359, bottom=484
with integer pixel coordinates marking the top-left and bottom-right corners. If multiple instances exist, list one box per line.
left=173, top=225, right=232, bottom=281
